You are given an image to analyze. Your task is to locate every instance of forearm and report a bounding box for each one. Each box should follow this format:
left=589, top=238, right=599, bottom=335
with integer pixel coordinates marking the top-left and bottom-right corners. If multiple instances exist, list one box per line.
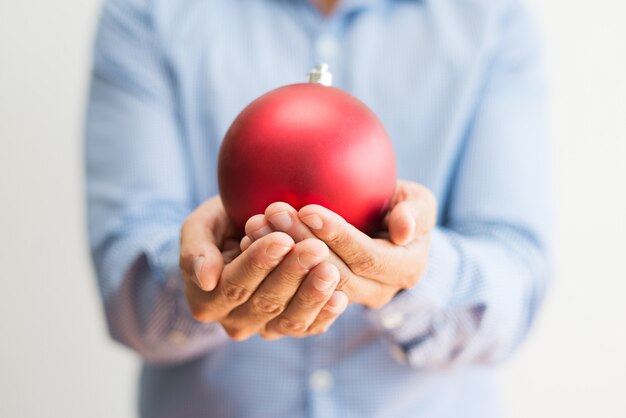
left=93, top=221, right=228, bottom=365
left=366, top=0, right=553, bottom=369
left=368, top=223, right=551, bottom=368
left=85, top=0, right=231, bottom=364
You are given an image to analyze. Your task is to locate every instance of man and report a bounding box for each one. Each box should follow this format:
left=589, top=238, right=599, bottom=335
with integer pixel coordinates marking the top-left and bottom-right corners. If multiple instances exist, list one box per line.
left=86, top=0, right=552, bottom=416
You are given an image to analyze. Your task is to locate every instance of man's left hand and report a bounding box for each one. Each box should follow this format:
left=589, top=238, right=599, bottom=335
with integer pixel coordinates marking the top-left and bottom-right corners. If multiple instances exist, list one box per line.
left=242, top=180, right=437, bottom=338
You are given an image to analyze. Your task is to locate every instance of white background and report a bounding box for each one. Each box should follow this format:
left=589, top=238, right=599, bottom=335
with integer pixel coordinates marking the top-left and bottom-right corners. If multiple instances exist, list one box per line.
left=1, top=1, right=624, bottom=417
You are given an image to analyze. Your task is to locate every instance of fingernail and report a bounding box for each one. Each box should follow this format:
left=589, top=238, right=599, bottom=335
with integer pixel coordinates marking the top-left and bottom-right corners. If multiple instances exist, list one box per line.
left=298, top=251, right=324, bottom=269
left=406, top=215, right=416, bottom=243
left=194, top=256, right=214, bottom=290
left=193, top=256, right=205, bottom=277
left=266, top=244, right=291, bottom=259
left=311, top=274, right=337, bottom=292
left=251, top=225, right=272, bottom=240
left=269, top=211, right=293, bottom=230
left=301, top=213, right=323, bottom=230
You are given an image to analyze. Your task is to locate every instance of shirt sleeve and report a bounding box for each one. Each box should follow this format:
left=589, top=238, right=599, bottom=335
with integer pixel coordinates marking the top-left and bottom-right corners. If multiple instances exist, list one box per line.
left=367, top=0, right=553, bottom=368
left=85, top=0, right=227, bottom=365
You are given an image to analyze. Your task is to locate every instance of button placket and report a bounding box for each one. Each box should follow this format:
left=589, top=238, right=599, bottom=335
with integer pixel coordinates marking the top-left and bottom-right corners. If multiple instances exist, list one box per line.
left=381, top=310, right=406, bottom=330
left=309, top=369, right=334, bottom=393
left=315, top=34, right=340, bottom=61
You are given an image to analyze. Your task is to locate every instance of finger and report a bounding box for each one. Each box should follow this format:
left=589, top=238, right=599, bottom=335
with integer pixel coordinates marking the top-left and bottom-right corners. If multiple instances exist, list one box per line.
left=342, top=271, right=401, bottom=309
left=224, top=239, right=329, bottom=339
left=264, top=201, right=387, bottom=305
left=184, top=276, right=222, bottom=322
left=263, top=201, right=350, bottom=289
left=222, top=238, right=242, bottom=264
left=388, top=181, right=437, bottom=245
left=240, top=235, right=252, bottom=252
left=298, top=204, right=428, bottom=289
left=264, top=202, right=310, bottom=242
left=298, top=204, right=381, bottom=277
left=264, top=202, right=366, bottom=289
left=387, top=201, right=416, bottom=246
left=241, top=214, right=273, bottom=251
left=191, top=232, right=294, bottom=322
left=181, top=230, right=223, bottom=292
left=180, top=196, right=232, bottom=291
left=263, top=262, right=339, bottom=338
left=245, top=214, right=273, bottom=241
left=305, top=290, right=349, bottom=335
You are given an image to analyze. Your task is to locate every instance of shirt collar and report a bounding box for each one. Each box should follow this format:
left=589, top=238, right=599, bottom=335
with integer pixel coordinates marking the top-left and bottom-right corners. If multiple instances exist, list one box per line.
left=305, top=0, right=420, bottom=16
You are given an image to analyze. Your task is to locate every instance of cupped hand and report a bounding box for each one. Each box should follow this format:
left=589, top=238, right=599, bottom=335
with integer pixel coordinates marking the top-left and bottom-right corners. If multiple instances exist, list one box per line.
left=242, top=180, right=437, bottom=311
left=179, top=196, right=348, bottom=341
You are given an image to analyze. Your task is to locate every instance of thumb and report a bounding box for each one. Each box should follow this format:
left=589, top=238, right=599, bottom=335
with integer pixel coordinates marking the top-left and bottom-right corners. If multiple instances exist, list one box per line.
left=187, top=246, right=224, bottom=292
left=387, top=201, right=416, bottom=246
left=387, top=182, right=437, bottom=246
left=179, top=197, right=231, bottom=291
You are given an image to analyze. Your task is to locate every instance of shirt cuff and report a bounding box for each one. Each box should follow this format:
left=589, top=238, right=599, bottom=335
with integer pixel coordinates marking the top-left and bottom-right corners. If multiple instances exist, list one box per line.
left=146, top=228, right=181, bottom=281
left=96, top=224, right=182, bottom=301
left=365, top=228, right=461, bottom=358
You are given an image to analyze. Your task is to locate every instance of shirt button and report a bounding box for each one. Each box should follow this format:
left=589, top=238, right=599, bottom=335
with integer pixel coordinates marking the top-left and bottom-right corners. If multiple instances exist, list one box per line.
left=309, top=369, right=334, bottom=393
left=315, top=35, right=339, bottom=60
left=380, top=310, right=406, bottom=330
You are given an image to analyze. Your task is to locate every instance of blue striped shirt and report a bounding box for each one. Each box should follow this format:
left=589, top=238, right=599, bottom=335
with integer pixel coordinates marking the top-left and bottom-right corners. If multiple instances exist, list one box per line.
left=86, top=0, right=552, bottom=416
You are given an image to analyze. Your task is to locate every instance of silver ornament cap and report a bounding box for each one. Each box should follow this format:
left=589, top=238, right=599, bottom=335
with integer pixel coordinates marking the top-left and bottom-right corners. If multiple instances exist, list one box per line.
left=307, top=64, right=333, bottom=86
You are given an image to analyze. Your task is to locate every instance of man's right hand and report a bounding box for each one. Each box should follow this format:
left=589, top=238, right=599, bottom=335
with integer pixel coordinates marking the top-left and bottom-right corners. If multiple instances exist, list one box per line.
left=179, top=196, right=349, bottom=341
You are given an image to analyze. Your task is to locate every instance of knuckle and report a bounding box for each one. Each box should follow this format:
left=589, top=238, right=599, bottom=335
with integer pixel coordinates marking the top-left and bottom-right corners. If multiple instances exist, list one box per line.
left=220, top=281, right=252, bottom=303
left=324, top=229, right=345, bottom=247
left=277, top=266, right=307, bottom=286
left=247, top=252, right=271, bottom=274
left=336, top=266, right=351, bottom=290
left=222, top=325, right=250, bottom=341
left=189, top=304, right=213, bottom=323
left=297, top=288, right=327, bottom=309
left=277, top=317, right=307, bottom=333
left=307, top=325, right=329, bottom=335
left=251, top=294, right=286, bottom=315
left=323, top=219, right=348, bottom=246
left=350, top=253, right=377, bottom=276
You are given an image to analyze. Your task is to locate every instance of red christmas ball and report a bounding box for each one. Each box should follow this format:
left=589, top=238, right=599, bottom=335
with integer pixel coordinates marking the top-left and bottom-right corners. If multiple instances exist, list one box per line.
left=218, top=68, right=396, bottom=235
